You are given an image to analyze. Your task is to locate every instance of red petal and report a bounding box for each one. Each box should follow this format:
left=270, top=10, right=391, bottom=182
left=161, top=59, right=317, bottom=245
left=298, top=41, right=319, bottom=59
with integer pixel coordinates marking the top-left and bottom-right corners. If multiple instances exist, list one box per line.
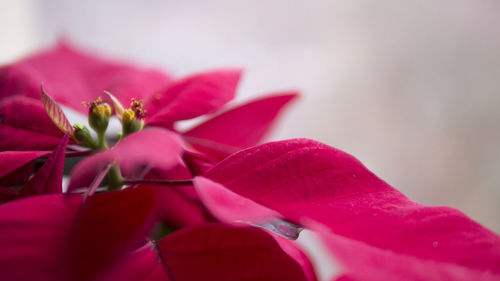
left=145, top=69, right=241, bottom=125
left=0, top=96, right=64, bottom=150
left=183, top=92, right=298, bottom=158
left=0, top=42, right=172, bottom=113
left=100, top=223, right=312, bottom=281
left=18, top=133, right=69, bottom=197
left=68, top=128, right=183, bottom=192
left=199, top=138, right=500, bottom=280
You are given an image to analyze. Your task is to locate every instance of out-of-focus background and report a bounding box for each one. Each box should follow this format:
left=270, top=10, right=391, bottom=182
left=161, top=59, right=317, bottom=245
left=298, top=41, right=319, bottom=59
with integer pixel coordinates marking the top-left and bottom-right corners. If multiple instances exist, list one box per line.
left=2, top=0, right=500, bottom=277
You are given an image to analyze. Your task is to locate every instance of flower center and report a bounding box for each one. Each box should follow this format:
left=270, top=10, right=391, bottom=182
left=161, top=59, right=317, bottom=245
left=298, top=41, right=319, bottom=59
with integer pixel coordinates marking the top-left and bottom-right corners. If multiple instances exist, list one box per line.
left=130, top=98, right=147, bottom=119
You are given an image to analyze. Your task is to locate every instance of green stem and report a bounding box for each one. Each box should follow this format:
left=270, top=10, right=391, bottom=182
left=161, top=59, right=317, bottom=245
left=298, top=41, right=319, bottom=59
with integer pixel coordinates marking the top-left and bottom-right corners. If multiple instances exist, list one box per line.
left=96, top=131, right=108, bottom=150
left=107, top=165, right=124, bottom=191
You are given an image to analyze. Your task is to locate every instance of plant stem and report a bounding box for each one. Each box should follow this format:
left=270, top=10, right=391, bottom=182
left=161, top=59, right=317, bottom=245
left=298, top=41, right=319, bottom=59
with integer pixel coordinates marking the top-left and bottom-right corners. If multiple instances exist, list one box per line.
left=107, top=164, right=124, bottom=191
left=96, top=131, right=108, bottom=150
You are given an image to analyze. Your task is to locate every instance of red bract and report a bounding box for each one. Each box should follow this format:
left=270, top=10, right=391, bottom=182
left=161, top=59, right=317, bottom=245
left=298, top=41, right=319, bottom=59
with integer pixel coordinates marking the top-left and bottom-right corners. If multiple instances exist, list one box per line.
left=2, top=42, right=497, bottom=281
left=0, top=95, right=65, bottom=151
left=0, top=186, right=314, bottom=281
left=194, top=138, right=500, bottom=280
left=98, top=223, right=314, bottom=281
left=67, top=128, right=184, bottom=191
left=0, top=186, right=157, bottom=281
left=17, top=133, right=69, bottom=197
left=0, top=42, right=297, bottom=183
left=0, top=41, right=172, bottom=113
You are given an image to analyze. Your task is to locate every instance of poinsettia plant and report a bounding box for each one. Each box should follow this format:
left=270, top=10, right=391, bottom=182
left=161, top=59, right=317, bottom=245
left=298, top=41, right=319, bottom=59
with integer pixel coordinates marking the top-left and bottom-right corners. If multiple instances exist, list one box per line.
left=0, top=42, right=499, bottom=281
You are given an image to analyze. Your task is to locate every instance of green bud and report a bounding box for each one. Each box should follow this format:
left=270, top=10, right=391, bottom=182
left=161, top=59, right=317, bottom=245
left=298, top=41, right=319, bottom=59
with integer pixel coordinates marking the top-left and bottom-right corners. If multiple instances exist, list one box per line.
left=88, top=103, right=112, bottom=134
left=121, top=109, right=144, bottom=137
left=73, top=123, right=96, bottom=149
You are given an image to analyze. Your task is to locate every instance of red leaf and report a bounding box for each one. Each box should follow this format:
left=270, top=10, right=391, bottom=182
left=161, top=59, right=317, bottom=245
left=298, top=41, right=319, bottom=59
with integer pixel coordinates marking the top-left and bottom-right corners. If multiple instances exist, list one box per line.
left=0, top=161, right=35, bottom=187
left=0, top=96, right=64, bottom=150
left=197, top=138, right=500, bottom=280
left=0, top=42, right=172, bottom=114
left=0, top=186, right=17, bottom=202
left=145, top=69, right=241, bottom=126
left=142, top=158, right=213, bottom=228
left=99, top=223, right=313, bottom=281
left=67, top=186, right=157, bottom=281
left=183, top=92, right=298, bottom=158
left=0, top=186, right=157, bottom=281
left=18, top=133, right=69, bottom=197
left=0, top=194, right=82, bottom=281
left=0, top=150, right=50, bottom=179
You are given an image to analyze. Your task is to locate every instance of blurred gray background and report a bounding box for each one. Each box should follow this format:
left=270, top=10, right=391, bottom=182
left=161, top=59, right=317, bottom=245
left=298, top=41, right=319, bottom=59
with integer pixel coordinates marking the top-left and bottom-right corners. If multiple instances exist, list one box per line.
left=1, top=0, right=500, bottom=273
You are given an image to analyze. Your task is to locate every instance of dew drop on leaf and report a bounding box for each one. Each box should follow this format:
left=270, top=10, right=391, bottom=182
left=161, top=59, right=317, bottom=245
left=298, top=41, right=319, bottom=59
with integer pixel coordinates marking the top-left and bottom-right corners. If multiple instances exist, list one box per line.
left=249, top=218, right=303, bottom=240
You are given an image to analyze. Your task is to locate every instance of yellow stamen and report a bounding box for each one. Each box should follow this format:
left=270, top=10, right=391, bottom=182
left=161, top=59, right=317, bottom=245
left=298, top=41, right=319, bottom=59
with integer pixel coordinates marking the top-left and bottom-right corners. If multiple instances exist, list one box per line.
left=122, top=109, right=135, bottom=124
left=92, top=104, right=112, bottom=118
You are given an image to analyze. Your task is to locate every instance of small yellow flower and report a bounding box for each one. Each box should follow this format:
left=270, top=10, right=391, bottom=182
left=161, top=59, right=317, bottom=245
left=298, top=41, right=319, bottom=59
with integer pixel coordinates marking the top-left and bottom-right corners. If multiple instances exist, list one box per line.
left=122, top=109, right=136, bottom=124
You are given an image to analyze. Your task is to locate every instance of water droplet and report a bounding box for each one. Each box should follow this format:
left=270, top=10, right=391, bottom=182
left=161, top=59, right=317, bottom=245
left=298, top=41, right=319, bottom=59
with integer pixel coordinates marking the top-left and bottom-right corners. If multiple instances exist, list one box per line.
left=249, top=218, right=303, bottom=240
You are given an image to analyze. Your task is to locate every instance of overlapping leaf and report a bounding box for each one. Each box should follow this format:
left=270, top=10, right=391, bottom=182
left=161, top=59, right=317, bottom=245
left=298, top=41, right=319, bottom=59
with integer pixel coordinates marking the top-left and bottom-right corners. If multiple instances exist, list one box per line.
left=0, top=42, right=172, bottom=113
left=195, top=138, right=500, bottom=280
left=145, top=69, right=242, bottom=126
left=17, top=133, right=69, bottom=197
left=0, top=185, right=156, bottom=281
left=0, top=150, right=50, bottom=179
left=183, top=92, right=297, bottom=158
left=99, top=223, right=313, bottom=281
left=0, top=96, right=64, bottom=150
left=68, top=128, right=183, bottom=192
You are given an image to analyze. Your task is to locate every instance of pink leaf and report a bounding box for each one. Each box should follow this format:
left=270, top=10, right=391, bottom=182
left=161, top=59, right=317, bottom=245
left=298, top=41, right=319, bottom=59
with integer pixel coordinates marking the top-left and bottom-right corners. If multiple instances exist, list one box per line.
left=0, top=41, right=172, bottom=114
left=183, top=92, right=298, bottom=158
left=145, top=69, right=242, bottom=126
left=99, top=223, right=313, bottom=281
left=198, top=138, right=500, bottom=280
left=18, top=133, right=69, bottom=197
left=67, top=128, right=183, bottom=192
left=0, top=96, right=64, bottom=150
left=41, top=87, right=74, bottom=136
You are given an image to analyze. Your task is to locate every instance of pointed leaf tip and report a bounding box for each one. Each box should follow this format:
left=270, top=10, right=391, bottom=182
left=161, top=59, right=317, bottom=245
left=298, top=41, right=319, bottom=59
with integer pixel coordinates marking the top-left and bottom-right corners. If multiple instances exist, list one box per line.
left=18, top=132, right=70, bottom=197
left=41, top=86, right=74, bottom=138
